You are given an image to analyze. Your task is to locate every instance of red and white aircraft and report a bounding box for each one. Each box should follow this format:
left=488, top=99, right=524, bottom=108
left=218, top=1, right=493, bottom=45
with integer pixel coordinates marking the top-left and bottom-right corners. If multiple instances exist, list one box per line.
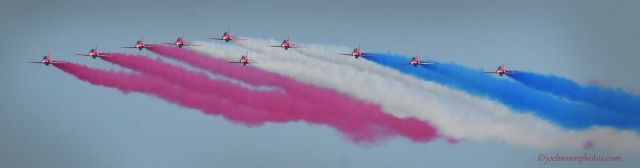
left=164, top=34, right=199, bottom=48
left=405, top=56, right=433, bottom=67
left=270, top=36, right=301, bottom=50
left=209, top=29, right=246, bottom=43
left=340, top=45, right=370, bottom=59
left=229, top=53, right=263, bottom=66
left=122, top=36, right=155, bottom=50
left=485, top=64, right=515, bottom=76
left=76, top=45, right=110, bottom=59
left=29, top=52, right=65, bottom=66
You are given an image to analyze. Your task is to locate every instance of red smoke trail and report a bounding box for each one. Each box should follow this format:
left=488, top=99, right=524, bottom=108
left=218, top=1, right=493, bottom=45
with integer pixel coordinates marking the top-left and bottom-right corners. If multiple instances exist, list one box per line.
left=59, top=59, right=439, bottom=143
left=53, top=62, right=270, bottom=125
left=100, top=53, right=299, bottom=123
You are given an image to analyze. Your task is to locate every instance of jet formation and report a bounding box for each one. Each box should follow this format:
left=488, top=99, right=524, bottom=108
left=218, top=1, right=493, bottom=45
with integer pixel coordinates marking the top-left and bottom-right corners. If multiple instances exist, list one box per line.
left=30, top=30, right=514, bottom=75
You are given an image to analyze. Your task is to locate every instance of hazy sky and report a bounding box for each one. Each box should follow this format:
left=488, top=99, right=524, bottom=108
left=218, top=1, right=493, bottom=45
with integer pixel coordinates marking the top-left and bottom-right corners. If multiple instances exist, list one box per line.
left=1, top=0, right=639, bottom=167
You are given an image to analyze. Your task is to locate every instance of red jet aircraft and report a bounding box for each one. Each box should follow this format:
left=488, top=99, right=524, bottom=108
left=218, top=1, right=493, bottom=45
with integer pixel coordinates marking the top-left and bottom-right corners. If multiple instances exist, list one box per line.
left=122, top=36, right=155, bottom=50
left=29, top=52, right=65, bottom=66
left=340, top=45, right=370, bottom=59
left=270, top=36, right=301, bottom=50
left=76, top=45, right=110, bottom=59
left=229, top=53, right=263, bottom=66
left=209, top=29, right=246, bottom=43
left=405, top=56, right=433, bottom=67
left=485, top=65, right=515, bottom=76
left=163, top=34, right=200, bottom=48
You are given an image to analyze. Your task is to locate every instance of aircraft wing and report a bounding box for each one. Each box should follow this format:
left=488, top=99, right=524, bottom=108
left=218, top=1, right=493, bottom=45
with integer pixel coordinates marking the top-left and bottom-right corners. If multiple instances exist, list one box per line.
left=208, top=38, right=224, bottom=40
left=91, top=54, right=111, bottom=58
left=270, top=46, right=283, bottom=48
left=75, top=54, right=90, bottom=56
left=228, top=61, right=243, bottom=64
left=162, top=43, right=177, bottom=45
left=28, top=61, right=65, bottom=64
left=184, top=43, right=200, bottom=46
left=121, top=46, right=137, bottom=48
left=340, top=53, right=353, bottom=56
left=420, top=62, right=434, bottom=65
left=232, top=37, right=248, bottom=40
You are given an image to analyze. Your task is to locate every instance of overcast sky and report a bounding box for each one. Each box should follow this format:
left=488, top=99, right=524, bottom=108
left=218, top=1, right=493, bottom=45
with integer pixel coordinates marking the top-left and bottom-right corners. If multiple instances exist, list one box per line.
left=1, top=0, right=639, bottom=167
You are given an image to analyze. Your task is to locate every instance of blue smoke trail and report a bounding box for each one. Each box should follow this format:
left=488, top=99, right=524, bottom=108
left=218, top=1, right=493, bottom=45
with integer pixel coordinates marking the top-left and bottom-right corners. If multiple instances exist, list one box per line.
left=363, top=52, right=639, bottom=130
left=508, top=71, right=640, bottom=116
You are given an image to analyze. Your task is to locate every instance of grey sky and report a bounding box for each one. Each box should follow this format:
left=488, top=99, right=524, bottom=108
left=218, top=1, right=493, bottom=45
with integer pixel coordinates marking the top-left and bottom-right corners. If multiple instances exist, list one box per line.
left=1, top=0, right=639, bottom=167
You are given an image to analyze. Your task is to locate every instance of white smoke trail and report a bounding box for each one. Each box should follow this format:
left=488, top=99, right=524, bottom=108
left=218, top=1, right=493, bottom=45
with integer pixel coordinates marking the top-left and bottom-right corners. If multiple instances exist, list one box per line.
left=190, top=38, right=640, bottom=152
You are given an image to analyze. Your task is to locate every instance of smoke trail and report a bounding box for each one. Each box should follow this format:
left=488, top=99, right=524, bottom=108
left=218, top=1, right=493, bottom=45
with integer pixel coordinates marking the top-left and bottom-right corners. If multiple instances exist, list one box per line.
left=144, top=45, right=407, bottom=126
left=98, top=52, right=439, bottom=143
left=53, top=62, right=270, bottom=125
left=363, top=53, right=639, bottom=130
left=99, top=53, right=291, bottom=122
left=508, top=71, right=640, bottom=115
left=146, top=45, right=288, bottom=87
left=191, top=40, right=640, bottom=152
